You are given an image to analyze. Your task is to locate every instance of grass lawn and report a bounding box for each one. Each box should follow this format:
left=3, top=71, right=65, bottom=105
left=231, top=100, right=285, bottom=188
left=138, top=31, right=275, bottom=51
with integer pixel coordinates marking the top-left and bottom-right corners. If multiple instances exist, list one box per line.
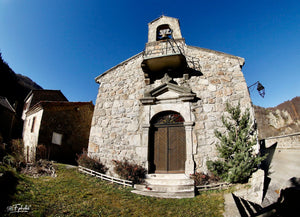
left=5, top=164, right=226, bottom=216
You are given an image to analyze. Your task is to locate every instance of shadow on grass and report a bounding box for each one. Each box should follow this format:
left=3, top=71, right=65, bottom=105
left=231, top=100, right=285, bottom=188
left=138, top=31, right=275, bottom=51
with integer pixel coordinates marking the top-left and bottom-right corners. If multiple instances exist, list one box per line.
left=0, top=170, right=19, bottom=214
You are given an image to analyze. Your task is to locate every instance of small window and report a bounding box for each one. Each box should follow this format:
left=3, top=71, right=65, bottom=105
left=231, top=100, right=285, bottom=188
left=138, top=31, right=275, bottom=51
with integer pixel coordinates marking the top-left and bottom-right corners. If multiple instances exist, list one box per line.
left=31, top=117, right=36, bottom=132
left=52, top=132, right=63, bottom=145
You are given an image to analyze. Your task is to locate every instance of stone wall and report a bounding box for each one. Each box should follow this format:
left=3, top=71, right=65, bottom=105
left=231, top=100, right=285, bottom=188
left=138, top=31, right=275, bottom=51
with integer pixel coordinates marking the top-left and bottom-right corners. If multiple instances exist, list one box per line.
left=264, top=132, right=300, bottom=149
left=262, top=133, right=300, bottom=205
left=89, top=54, right=146, bottom=172
left=184, top=45, right=252, bottom=173
left=89, top=44, right=253, bottom=175
left=39, top=103, right=94, bottom=164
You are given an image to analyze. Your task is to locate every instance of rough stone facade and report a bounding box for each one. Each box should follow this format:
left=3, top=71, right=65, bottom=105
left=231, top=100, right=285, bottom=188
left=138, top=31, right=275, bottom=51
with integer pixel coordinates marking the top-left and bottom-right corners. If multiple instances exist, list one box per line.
left=88, top=16, right=254, bottom=176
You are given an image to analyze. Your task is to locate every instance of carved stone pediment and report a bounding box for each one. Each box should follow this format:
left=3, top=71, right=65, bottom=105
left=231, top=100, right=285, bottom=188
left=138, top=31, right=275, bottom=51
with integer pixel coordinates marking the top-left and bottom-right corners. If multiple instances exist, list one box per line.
left=140, top=82, right=196, bottom=105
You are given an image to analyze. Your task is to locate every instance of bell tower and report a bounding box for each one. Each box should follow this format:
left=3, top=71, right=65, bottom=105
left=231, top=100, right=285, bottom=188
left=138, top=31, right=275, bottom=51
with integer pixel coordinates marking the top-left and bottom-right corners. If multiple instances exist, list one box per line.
left=141, top=16, right=188, bottom=84
left=147, top=16, right=183, bottom=42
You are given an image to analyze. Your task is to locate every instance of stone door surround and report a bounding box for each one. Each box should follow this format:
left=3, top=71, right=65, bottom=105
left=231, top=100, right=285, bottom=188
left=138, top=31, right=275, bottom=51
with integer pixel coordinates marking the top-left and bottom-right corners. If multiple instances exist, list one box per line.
left=140, top=82, right=196, bottom=175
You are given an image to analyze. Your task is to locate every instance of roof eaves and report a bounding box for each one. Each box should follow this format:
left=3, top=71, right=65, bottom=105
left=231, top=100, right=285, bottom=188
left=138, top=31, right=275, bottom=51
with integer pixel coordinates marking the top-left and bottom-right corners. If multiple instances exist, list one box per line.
left=186, top=45, right=245, bottom=67
left=37, top=101, right=94, bottom=108
left=24, top=90, right=33, bottom=102
left=95, top=52, right=143, bottom=83
left=148, top=15, right=179, bottom=25
left=0, top=97, right=15, bottom=113
left=26, top=102, right=43, bottom=116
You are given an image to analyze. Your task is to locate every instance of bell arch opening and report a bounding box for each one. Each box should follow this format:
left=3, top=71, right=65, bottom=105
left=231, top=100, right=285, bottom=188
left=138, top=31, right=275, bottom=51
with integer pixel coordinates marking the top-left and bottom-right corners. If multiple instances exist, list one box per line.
left=156, top=24, right=173, bottom=41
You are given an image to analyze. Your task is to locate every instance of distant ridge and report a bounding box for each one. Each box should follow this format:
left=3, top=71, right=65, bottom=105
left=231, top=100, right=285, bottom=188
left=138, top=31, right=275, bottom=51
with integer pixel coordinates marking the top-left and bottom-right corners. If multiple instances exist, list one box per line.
left=254, top=97, right=300, bottom=139
left=0, top=52, right=43, bottom=117
left=16, top=73, right=42, bottom=90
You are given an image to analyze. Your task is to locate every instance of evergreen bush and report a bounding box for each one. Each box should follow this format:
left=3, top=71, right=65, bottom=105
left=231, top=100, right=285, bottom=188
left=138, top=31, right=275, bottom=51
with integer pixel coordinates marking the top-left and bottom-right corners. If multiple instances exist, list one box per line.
left=207, top=102, right=266, bottom=183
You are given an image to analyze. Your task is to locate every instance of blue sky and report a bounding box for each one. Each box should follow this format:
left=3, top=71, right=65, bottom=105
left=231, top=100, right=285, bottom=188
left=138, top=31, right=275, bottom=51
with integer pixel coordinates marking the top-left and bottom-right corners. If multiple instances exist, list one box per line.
left=0, top=0, right=299, bottom=107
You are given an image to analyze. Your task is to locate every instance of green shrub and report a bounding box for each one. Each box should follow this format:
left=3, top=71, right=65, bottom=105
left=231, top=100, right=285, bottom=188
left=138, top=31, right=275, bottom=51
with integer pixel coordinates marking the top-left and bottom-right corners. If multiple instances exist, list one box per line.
left=10, top=139, right=25, bottom=163
left=112, top=159, right=146, bottom=184
left=76, top=150, right=108, bottom=174
left=2, top=154, right=15, bottom=167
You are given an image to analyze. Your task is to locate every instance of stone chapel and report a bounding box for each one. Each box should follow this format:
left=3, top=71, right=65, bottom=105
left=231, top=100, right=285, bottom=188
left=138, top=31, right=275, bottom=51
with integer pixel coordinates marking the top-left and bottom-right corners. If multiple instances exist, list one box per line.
left=88, top=16, right=253, bottom=194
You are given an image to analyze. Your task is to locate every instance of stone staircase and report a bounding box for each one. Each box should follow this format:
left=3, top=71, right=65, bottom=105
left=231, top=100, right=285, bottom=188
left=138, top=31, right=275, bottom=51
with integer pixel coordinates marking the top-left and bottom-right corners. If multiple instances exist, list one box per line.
left=132, top=174, right=195, bottom=198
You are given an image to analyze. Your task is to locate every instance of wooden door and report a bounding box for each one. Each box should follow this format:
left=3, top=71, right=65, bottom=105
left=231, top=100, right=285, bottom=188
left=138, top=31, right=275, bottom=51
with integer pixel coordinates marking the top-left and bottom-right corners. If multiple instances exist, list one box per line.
left=149, top=111, right=186, bottom=173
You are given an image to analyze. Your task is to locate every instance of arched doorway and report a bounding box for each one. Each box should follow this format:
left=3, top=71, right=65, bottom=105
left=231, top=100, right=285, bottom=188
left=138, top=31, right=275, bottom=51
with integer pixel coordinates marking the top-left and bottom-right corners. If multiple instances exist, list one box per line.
left=149, top=111, right=186, bottom=173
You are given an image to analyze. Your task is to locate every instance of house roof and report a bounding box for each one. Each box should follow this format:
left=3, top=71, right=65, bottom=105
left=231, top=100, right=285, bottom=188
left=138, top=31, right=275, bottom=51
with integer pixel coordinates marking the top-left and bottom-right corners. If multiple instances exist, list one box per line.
left=0, top=96, right=15, bottom=113
left=26, top=101, right=94, bottom=116
left=24, top=90, right=68, bottom=109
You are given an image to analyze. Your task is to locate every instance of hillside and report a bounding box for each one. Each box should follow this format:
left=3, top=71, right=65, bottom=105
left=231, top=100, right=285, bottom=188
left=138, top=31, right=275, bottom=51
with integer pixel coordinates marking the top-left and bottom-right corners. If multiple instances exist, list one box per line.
left=0, top=53, right=42, bottom=117
left=254, top=97, right=300, bottom=139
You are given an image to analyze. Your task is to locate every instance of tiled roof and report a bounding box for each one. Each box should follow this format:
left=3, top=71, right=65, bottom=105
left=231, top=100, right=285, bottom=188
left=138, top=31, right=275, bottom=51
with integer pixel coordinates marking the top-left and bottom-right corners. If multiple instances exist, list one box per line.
left=0, top=96, right=15, bottom=113
left=24, top=90, right=68, bottom=109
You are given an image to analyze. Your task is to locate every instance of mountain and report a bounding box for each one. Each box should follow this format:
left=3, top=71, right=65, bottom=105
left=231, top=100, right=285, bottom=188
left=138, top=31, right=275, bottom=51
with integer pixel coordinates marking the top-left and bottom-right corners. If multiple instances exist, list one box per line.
left=16, top=73, right=42, bottom=91
left=254, top=97, right=300, bottom=139
left=0, top=53, right=43, bottom=117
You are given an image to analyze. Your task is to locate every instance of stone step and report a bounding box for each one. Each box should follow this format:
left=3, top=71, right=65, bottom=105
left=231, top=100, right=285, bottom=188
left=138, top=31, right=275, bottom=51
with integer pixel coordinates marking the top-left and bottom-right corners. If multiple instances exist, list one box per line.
left=135, top=184, right=194, bottom=192
left=146, top=173, right=189, bottom=179
left=132, top=174, right=195, bottom=198
left=145, top=178, right=194, bottom=186
left=131, top=189, right=195, bottom=199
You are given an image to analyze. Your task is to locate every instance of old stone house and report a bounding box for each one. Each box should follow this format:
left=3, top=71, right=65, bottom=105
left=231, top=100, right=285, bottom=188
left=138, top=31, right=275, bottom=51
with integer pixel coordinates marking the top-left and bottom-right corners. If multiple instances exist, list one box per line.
left=22, top=90, right=94, bottom=164
left=88, top=16, right=254, bottom=197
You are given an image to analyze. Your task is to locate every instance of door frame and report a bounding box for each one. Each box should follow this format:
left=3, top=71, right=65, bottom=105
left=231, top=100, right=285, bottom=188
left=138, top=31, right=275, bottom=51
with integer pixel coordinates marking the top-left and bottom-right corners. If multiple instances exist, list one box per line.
left=141, top=105, right=195, bottom=176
